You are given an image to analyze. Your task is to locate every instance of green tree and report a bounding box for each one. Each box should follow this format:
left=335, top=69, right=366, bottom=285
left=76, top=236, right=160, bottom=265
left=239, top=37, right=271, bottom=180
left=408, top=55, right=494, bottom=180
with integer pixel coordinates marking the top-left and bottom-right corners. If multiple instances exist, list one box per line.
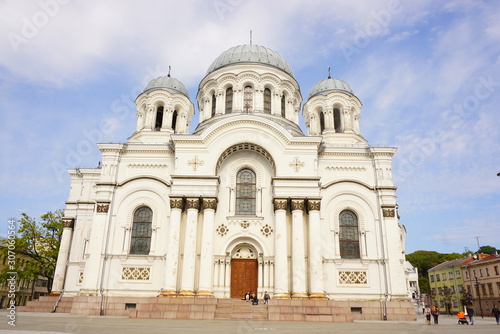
left=406, top=250, right=463, bottom=293
left=477, top=245, right=497, bottom=255
left=0, top=210, right=63, bottom=294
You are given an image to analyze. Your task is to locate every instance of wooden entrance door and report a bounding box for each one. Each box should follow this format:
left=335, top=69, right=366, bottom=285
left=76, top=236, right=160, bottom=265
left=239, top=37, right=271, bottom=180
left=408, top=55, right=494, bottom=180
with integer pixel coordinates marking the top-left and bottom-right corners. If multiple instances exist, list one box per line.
left=230, top=259, right=258, bottom=298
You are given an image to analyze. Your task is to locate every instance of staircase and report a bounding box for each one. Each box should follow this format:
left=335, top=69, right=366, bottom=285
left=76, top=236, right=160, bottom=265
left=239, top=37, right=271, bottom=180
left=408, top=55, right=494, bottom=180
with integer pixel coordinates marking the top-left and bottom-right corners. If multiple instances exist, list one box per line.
left=214, top=298, right=268, bottom=320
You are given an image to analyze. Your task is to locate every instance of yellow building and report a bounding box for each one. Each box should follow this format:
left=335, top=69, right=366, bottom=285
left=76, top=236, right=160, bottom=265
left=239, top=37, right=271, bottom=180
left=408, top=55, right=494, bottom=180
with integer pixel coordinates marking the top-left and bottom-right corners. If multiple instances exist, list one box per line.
left=428, top=257, right=471, bottom=314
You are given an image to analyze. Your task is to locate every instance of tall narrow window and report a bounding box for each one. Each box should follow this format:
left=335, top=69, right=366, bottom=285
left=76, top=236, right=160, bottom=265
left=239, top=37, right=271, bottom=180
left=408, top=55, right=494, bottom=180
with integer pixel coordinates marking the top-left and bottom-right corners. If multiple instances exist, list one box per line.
left=172, top=110, right=178, bottom=131
left=319, top=112, right=325, bottom=133
left=339, top=210, right=360, bottom=259
left=225, top=87, right=233, bottom=113
left=281, top=95, right=286, bottom=117
left=264, top=88, right=271, bottom=114
left=211, top=93, right=216, bottom=116
left=243, top=86, right=253, bottom=113
left=334, top=108, right=342, bottom=132
left=130, top=206, right=153, bottom=255
left=235, top=169, right=256, bottom=215
left=155, top=106, right=164, bottom=130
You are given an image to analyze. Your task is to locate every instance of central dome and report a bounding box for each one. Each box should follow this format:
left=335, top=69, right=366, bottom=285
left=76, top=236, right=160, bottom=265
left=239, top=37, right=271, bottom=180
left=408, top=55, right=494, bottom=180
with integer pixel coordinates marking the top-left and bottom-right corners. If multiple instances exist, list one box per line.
left=206, top=44, right=294, bottom=76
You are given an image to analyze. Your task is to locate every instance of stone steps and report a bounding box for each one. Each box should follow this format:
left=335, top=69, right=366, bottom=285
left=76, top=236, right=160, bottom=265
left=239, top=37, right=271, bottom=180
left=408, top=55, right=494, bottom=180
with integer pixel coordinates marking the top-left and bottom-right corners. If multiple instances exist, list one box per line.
left=214, top=299, right=268, bottom=320
left=17, top=296, right=74, bottom=314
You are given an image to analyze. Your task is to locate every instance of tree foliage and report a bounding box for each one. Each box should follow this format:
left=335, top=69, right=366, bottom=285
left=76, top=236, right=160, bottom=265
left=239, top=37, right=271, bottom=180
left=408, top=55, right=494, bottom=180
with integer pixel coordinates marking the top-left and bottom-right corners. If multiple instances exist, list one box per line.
left=477, top=245, right=498, bottom=255
left=0, top=210, right=63, bottom=294
left=406, top=250, right=463, bottom=293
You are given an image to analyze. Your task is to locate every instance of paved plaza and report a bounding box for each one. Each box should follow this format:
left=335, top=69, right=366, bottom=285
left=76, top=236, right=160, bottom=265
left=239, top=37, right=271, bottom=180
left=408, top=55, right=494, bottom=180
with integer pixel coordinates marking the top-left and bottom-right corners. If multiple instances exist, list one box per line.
left=0, top=311, right=498, bottom=334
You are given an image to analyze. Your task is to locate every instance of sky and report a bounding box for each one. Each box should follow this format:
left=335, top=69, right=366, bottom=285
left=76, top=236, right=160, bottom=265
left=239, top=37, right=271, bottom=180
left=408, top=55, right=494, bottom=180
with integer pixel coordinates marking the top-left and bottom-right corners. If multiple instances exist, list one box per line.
left=0, top=0, right=499, bottom=255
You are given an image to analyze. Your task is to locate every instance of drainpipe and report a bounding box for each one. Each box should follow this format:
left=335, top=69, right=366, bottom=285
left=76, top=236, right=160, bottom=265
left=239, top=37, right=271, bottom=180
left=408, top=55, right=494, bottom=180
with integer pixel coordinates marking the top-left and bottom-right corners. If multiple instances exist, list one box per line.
left=99, top=143, right=126, bottom=316
left=369, top=147, right=389, bottom=321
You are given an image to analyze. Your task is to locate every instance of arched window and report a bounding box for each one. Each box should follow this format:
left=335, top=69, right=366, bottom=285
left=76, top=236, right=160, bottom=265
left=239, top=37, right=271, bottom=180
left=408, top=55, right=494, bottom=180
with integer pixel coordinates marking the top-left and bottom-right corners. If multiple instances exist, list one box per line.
left=225, top=87, right=233, bottom=114
left=211, top=93, right=216, bottom=116
left=130, top=206, right=153, bottom=255
left=264, top=88, right=271, bottom=114
left=281, top=95, right=286, bottom=117
left=155, top=106, right=164, bottom=131
left=235, top=169, right=256, bottom=215
left=243, top=86, right=253, bottom=113
left=339, top=210, right=360, bottom=259
left=172, top=110, right=178, bottom=131
left=319, top=112, right=325, bottom=133
left=334, top=108, right=342, bottom=133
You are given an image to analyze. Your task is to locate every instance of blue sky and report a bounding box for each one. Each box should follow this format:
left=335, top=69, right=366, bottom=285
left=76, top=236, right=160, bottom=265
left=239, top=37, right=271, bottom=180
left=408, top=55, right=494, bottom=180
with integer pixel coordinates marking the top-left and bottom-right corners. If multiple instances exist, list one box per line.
left=0, top=0, right=499, bottom=254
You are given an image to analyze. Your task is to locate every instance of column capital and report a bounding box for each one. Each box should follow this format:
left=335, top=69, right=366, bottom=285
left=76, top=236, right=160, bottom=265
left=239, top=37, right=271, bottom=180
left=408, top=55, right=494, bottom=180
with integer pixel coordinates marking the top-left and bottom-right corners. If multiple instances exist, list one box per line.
left=202, top=198, right=217, bottom=211
left=62, top=218, right=75, bottom=229
left=307, top=199, right=321, bottom=212
left=96, top=202, right=110, bottom=213
left=186, top=198, right=200, bottom=210
left=290, top=199, right=305, bottom=212
left=273, top=198, right=288, bottom=211
left=170, top=197, right=184, bottom=210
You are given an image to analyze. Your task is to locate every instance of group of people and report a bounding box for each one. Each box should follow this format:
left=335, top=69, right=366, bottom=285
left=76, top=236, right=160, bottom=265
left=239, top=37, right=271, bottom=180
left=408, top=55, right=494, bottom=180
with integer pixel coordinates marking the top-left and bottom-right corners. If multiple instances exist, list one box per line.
left=425, top=303, right=500, bottom=325
left=242, top=291, right=270, bottom=305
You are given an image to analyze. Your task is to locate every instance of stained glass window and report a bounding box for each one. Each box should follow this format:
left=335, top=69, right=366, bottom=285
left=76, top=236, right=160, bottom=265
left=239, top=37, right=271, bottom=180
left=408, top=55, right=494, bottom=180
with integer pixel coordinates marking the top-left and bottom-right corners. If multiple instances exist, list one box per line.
left=225, top=87, right=233, bottom=114
left=243, top=86, right=253, bottom=113
left=130, top=206, right=152, bottom=255
left=339, top=210, right=360, bottom=259
left=264, top=88, right=271, bottom=114
left=235, top=169, right=256, bottom=215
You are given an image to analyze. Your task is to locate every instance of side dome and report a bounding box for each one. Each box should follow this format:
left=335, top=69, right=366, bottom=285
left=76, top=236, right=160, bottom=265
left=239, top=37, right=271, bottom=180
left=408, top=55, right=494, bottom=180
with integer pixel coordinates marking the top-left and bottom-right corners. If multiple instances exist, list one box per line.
left=144, top=75, right=190, bottom=98
left=308, top=77, right=353, bottom=99
left=206, top=44, right=294, bottom=76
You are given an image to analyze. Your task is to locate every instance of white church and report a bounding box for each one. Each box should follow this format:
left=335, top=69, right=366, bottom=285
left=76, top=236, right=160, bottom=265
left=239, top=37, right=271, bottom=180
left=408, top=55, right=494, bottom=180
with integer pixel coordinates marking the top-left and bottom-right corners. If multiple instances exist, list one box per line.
left=46, top=44, right=414, bottom=320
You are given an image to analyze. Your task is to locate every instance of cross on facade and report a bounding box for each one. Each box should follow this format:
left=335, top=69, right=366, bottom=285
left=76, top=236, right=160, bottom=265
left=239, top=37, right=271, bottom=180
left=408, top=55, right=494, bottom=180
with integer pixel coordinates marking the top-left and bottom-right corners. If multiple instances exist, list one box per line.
left=188, top=155, right=204, bottom=171
left=289, top=157, right=305, bottom=172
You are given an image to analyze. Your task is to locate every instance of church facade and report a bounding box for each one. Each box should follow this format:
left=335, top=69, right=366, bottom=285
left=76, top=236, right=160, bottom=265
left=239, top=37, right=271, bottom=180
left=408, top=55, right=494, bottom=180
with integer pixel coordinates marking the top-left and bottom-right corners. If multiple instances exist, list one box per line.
left=53, top=44, right=409, bottom=305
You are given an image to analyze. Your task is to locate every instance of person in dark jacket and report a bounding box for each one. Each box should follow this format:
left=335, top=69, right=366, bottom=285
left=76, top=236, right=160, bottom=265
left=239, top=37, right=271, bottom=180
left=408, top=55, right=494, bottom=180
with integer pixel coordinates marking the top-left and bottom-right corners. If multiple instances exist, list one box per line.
left=492, top=305, right=500, bottom=325
left=466, top=304, right=475, bottom=325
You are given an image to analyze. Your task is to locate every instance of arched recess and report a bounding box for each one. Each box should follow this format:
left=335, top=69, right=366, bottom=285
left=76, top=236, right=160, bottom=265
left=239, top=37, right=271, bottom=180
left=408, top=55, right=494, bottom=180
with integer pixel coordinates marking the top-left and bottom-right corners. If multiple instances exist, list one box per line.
left=215, top=142, right=277, bottom=175
left=224, top=237, right=264, bottom=298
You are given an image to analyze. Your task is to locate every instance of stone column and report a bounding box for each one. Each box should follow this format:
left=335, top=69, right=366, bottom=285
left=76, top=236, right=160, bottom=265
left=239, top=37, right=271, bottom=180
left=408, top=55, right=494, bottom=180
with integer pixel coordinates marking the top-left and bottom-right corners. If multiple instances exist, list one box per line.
left=179, top=198, right=200, bottom=297
left=51, top=218, right=75, bottom=294
left=198, top=198, right=217, bottom=297
left=81, top=202, right=110, bottom=295
left=160, top=197, right=183, bottom=296
left=273, top=198, right=290, bottom=299
left=291, top=199, right=308, bottom=299
left=163, top=108, right=173, bottom=130
left=307, top=199, right=326, bottom=299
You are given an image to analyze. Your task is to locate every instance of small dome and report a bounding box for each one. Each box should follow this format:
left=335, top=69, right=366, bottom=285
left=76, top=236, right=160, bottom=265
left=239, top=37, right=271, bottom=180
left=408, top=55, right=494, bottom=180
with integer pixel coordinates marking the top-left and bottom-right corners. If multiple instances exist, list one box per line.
left=308, top=77, right=353, bottom=99
left=206, top=44, right=294, bottom=76
left=144, top=75, right=190, bottom=98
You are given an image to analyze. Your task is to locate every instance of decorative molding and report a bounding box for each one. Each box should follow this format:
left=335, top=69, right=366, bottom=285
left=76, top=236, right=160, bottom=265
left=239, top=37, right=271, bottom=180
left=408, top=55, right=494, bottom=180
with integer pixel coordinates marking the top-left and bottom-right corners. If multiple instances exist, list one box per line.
left=127, top=163, right=168, bottom=169
left=77, top=271, right=84, bottom=284
left=121, top=267, right=151, bottom=281
left=170, top=198, right=184, bottom=210
left=289, top=157, right=305, bottom=172
left=62, top=218, right=75, bottom=229
left=290, top=199, right=305, bottom=211
left=216, top=224, right=229, bottom=237
left=325, top=166, right=366, bottom=172
left=382, top=208, right=396, bottom=218
left=338, top=271, right=368, bottom=285
left=203, top=198, right=217, bottom=211
left=215, top=142, right=276, bottom=175
left=188, top=156, right=204, bottom=171
left=307, top=199, right=321, bottom=211
left=96, top=204, right=110, bottom=213
left=261, top=224, right=273, bottom=237
left=273, top=198, right=288, bottom=211
left=186, top=198, right=200, bottom=210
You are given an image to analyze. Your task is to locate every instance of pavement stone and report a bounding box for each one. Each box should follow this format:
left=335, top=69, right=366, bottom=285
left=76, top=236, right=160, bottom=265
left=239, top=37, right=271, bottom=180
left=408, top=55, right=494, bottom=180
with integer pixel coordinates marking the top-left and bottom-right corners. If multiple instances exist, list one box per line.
left=0, top=311, right=498, bottom=334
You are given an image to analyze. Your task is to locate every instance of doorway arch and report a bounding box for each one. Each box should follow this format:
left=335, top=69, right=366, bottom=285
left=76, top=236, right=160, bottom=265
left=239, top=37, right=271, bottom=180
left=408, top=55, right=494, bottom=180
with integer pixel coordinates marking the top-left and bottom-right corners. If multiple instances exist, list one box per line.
left=230, top=243, right=258, bottom=299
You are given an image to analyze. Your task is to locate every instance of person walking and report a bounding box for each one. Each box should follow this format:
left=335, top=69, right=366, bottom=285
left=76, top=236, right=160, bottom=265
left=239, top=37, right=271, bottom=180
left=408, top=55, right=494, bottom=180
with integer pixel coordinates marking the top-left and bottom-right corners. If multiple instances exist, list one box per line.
left=431, top=305, right=439, bottom=325
left=263, top=291, right=270, bottom=305
left=466, top=304, right=475, bottom=325
left=424, top=305, right=431, bottom=325
left=492, top=304, right=500, bottom=325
